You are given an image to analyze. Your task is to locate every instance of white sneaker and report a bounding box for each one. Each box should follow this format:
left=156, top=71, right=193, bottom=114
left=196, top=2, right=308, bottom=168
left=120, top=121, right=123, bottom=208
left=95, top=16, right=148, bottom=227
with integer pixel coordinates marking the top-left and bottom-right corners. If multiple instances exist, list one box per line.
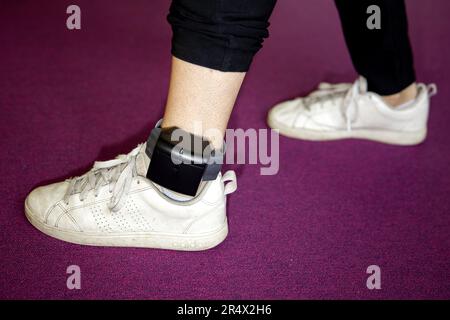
left=267, top=77, right=437, bottom=145
left=24, top=144, right=237, bottom=251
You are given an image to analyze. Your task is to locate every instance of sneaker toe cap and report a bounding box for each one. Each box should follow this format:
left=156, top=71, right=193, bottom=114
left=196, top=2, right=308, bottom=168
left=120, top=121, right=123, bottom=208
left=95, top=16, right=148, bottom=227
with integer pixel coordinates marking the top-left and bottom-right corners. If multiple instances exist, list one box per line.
left=25, top=181, right=69, bottom=223
left=268, top=99, right=304, bottom=128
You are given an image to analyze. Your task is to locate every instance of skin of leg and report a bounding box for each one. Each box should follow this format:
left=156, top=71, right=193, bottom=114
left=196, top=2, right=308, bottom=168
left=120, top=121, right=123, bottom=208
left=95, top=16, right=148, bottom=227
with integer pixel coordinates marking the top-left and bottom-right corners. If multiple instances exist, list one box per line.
left=162, top=56, right=245, bottom=149
left=382, top=83, right=417, bottom=107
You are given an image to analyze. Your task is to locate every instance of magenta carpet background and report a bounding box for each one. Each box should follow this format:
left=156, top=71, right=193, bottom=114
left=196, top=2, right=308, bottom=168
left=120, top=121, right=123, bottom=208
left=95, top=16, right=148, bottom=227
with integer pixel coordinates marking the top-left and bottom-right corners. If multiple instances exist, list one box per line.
left=0, top=0, right=449, bottom=299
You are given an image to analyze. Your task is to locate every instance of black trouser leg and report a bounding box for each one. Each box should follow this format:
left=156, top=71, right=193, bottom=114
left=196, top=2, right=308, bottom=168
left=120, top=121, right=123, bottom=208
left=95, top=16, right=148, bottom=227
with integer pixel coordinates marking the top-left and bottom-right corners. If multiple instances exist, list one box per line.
left=167, top=0, right=277, bottom=72
left=335, top=0, right=416, bottom=95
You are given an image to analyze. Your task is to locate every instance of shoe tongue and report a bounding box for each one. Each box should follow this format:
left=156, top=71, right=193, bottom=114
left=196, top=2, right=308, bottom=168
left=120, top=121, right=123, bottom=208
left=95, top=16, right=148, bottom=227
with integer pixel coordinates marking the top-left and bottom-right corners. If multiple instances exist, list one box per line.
left=358, top=76, right=368, bottom=93
left=136, top=143, right=150, bottom=176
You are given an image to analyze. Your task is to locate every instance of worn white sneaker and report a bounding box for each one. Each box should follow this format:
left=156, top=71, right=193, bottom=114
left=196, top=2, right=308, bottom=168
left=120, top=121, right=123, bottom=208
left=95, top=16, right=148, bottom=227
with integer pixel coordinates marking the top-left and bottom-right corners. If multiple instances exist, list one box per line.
left=267, top=77, right=437, bottom=145
left=24, top=144, right=237, bottom=251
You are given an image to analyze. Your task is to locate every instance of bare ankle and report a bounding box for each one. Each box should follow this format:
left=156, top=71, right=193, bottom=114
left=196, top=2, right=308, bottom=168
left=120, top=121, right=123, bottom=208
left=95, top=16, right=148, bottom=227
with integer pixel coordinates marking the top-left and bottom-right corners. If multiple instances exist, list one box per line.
left=382, top=83, right=417, bottom=107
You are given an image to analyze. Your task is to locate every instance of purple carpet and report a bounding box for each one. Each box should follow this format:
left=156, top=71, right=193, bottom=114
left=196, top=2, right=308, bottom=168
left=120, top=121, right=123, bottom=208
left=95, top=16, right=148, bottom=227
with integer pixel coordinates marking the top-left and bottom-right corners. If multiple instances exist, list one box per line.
left=1, top=0, right=449, bottom=299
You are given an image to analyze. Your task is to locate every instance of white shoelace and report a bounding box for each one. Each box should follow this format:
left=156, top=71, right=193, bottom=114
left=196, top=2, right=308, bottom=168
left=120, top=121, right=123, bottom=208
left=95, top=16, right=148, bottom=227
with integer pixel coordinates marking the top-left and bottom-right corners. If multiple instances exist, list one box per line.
left=301, top=78, right=365, bottom=131
left=63, top=144, right=143, bottom=212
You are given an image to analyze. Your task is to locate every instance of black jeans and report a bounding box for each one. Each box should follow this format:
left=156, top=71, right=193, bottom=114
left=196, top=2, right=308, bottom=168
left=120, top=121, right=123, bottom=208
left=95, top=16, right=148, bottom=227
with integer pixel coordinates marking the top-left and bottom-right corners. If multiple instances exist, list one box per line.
left=168, top=0, right=416, bottom=95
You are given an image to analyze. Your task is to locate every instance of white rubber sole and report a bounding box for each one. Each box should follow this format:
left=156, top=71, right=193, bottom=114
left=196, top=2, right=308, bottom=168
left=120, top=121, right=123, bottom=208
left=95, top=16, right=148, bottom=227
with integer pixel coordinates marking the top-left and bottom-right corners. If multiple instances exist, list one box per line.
left=267, top=116, right=427, bottom=146
left=25, top=202, right=228, bottom=251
